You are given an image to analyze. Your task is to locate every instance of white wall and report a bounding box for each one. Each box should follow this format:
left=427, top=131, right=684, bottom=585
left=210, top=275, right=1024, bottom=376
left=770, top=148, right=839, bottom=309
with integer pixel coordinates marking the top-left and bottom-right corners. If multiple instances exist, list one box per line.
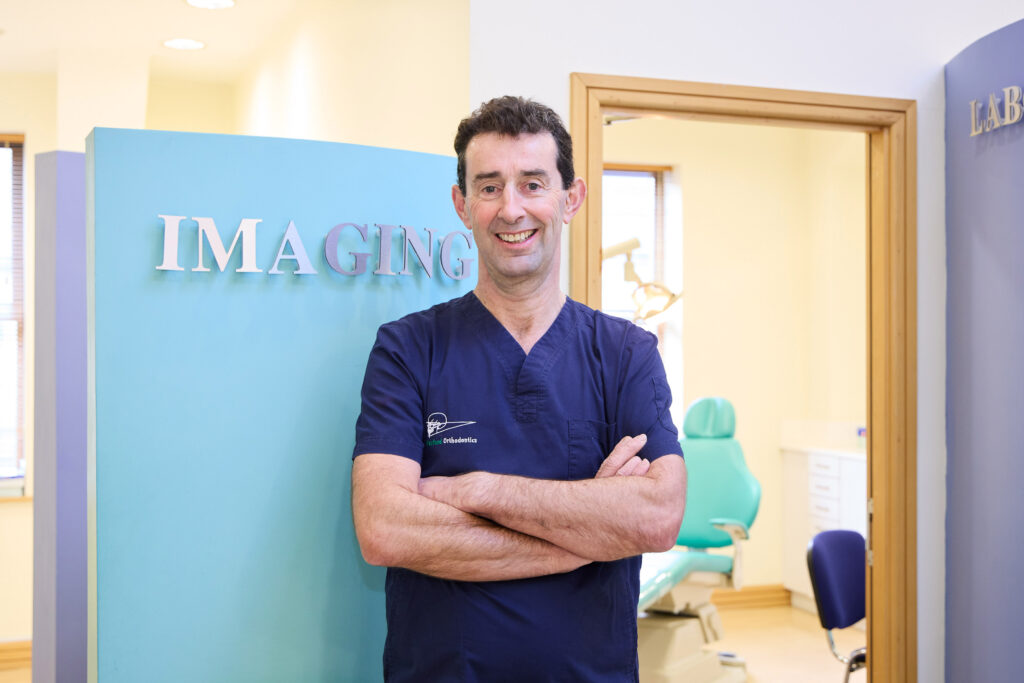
left=469, top=1, right=1024, bottom=679
left=604, top=118, right=866, bottom=586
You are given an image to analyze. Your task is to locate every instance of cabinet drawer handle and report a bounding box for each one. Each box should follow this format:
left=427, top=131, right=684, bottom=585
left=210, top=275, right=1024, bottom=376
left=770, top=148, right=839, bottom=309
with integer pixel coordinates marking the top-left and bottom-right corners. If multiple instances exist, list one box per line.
left=815, top=485, right=830, bottom=491
left=815, top=505, right=830, bottom=512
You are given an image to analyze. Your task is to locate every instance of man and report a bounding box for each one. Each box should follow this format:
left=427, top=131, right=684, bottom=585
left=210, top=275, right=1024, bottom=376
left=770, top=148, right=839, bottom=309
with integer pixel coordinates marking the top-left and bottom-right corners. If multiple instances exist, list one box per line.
left=351, top=96, right=687, bottom=682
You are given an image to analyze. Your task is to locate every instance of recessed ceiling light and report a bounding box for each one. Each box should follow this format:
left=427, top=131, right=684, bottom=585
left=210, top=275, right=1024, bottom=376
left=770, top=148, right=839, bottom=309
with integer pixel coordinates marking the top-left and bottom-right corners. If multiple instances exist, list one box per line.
left=163, top=38, right=206, bottom=50
left=186, top=0, right=235, bottom=8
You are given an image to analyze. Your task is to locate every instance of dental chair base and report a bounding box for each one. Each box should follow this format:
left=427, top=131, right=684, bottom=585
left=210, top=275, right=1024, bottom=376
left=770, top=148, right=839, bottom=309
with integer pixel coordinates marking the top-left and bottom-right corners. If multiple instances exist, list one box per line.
left=638, top=613, right=746, bottom=683
left=647, top=571, right=727, bottom=643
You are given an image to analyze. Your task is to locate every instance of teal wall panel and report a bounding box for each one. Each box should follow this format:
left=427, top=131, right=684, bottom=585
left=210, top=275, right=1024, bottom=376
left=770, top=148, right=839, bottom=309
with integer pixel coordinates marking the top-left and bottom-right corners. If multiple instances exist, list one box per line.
left=87, top=129, right=474, bottom=681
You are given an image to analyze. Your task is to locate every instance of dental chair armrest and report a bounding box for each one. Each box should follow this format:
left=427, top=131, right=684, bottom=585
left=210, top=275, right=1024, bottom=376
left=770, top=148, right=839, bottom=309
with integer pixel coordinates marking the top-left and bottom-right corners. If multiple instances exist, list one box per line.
left=710, top=518, right=750, bottom=541
left=710, top=518, right=749, bottom=590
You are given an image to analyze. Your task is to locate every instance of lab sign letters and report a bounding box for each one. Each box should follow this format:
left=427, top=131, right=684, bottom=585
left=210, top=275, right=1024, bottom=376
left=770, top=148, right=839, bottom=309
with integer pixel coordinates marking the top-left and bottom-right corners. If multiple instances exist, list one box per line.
left=969, top=84, right=1024, bottom=136
left=155, top=215, right=475, bottom=280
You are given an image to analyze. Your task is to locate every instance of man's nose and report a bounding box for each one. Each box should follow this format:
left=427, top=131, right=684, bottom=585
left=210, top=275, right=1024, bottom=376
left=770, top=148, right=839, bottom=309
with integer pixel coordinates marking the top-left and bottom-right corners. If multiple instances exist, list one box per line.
left=497, top=188, right=525, bottom=223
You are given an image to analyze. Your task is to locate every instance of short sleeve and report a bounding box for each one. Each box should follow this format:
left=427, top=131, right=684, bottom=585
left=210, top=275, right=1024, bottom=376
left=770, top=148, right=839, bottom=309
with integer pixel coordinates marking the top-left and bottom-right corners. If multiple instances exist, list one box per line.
left=352, top=321, right=427, bottom=463
left=615, top=327, right=684, bottom=462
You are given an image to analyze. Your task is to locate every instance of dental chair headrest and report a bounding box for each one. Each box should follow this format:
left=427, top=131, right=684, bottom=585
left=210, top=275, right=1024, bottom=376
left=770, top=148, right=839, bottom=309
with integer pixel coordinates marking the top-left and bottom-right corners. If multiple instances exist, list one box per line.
left=682, top=397, right=736, bottom=438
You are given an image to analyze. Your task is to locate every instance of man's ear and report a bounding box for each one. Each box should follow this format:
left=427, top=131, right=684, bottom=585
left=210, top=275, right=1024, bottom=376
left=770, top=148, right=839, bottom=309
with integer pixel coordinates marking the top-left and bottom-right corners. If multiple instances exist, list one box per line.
left=452, top=185, right=471, bottom=228
left=562, top=177, right=587, bottom=223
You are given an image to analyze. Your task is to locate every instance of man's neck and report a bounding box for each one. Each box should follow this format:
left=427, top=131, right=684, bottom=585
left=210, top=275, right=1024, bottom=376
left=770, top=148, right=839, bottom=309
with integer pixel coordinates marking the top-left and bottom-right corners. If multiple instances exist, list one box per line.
left=474, top=280, right=567, bottom=355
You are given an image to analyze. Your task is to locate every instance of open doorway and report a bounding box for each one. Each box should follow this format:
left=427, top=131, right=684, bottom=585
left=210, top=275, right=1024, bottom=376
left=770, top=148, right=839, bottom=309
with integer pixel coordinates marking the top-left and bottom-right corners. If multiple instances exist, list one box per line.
left=570, top=74, right=917, bottom=683
left=602, top=115, right=868, bottom=680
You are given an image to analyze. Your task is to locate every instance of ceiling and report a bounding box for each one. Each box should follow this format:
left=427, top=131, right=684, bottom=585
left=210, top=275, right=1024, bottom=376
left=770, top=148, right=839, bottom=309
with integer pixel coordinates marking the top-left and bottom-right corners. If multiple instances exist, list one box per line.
left=0, top=0, right=303, bottom=81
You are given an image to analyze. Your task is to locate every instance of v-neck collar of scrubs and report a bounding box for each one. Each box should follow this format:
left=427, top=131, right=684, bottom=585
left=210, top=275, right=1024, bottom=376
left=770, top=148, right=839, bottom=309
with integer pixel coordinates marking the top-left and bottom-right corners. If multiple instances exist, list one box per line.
left=464, top=291, right=576, bottom=421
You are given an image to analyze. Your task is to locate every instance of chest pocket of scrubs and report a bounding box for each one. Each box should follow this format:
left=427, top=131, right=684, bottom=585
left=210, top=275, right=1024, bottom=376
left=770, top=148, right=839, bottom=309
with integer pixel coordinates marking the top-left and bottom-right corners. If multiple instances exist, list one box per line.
left=567, top=419, right=615, bottom=480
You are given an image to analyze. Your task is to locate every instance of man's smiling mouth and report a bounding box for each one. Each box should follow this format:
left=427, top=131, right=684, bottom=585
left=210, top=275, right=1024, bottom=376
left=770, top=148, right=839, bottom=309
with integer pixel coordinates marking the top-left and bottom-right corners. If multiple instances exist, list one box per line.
left=496, top=229, right=537, bottom=244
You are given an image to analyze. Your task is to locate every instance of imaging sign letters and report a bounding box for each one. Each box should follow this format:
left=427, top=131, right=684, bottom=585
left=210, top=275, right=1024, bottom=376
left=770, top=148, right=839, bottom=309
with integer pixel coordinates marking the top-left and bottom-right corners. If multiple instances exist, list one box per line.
left=969, top=84, right=1024, bottom=136
left=155, top=215, right=475, bottom=280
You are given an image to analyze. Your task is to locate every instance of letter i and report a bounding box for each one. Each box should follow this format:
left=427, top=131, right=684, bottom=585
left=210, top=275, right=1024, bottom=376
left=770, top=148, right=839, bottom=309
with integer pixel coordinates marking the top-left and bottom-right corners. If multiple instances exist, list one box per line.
left=156, top=215, right=186, bottom=271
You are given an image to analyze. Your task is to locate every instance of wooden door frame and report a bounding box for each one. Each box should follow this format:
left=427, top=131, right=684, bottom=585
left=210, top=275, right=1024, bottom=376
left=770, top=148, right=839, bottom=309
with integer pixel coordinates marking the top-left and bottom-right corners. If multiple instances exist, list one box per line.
left=569, top=73, right=917, bottom=683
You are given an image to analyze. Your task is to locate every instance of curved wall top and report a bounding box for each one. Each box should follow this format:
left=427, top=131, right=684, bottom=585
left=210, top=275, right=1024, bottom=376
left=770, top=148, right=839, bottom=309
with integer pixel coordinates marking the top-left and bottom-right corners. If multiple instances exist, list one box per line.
left=945, top=17, right=1024, bottom=683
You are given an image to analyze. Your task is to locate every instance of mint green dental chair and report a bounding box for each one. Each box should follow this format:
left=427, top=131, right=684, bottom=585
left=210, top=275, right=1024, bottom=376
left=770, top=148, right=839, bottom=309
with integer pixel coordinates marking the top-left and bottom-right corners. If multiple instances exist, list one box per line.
left=637, top=397, right=761, bottom=683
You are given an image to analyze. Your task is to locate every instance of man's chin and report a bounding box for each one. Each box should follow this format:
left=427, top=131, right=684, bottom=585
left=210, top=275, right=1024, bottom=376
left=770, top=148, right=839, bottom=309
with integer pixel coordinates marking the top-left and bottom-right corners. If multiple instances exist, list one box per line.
left=487, top=263, right=559, bottom=288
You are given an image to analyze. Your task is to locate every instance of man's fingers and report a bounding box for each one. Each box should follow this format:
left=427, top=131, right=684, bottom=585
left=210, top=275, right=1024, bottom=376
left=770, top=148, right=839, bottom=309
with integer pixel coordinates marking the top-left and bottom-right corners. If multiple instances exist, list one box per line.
left=595, top=436, right=634, bottom=478
left=595, top=434, right=648, bottom=478
left=616, top=456, right=651, bottom=477
left=616, top=456, right=642, bottom=476
left=418, top=476, right=444, bottom=500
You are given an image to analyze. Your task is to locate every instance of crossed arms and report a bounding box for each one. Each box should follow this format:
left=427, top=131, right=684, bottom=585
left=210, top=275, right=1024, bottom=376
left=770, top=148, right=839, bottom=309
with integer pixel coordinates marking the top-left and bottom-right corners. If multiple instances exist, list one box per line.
left=351, top=435, right=687, bottom=582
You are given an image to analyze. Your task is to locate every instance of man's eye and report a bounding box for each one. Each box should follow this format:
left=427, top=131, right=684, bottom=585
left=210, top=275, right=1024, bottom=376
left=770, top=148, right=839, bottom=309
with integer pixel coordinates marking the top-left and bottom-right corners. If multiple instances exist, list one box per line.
left=525, top=182, right=541, bottom=191
left=481, top=185, right=499, bottom=194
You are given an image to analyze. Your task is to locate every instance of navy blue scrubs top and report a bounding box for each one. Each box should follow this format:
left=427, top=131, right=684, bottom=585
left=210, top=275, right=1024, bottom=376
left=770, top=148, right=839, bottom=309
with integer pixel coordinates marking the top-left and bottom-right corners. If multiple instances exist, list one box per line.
left=354, top=292, right=682, bottom=682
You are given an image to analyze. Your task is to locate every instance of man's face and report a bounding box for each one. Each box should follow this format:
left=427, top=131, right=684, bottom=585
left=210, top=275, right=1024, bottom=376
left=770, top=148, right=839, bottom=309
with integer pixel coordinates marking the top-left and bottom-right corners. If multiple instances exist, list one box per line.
left=452, top=132, right=584, bottom=290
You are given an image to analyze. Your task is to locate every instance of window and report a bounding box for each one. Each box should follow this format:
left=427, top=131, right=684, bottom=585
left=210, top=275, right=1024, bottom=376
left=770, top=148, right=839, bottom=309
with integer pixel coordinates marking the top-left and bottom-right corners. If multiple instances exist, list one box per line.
left=601, top=168, right=663, bottom=321
left=601, top=164, right=684, bottom=421
left=600, top=164, right=681, bottom=336
left=0, top=136, right=24, bottom=482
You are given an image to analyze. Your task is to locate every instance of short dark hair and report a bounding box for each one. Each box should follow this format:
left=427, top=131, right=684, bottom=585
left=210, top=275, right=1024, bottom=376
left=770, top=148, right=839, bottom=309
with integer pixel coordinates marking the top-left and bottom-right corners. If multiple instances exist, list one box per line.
left=454, top=96, right=574, bottom=195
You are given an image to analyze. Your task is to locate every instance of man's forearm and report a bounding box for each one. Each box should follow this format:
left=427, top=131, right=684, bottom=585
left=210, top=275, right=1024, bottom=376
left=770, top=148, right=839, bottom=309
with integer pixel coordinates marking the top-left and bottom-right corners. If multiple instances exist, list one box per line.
left=352, top=453, right=590, bottom=581
left=420, top=454, right=687, bottom=562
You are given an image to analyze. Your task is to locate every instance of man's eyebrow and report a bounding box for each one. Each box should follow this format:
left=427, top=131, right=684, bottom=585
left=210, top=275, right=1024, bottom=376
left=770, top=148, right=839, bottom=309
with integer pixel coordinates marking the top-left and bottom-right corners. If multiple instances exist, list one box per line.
left=471, top=169, right=550, bottom=184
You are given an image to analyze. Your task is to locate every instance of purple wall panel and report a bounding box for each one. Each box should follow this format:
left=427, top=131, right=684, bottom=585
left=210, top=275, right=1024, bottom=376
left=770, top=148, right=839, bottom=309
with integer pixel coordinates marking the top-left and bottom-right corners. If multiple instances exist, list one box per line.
left=945, top=18, right=1024, bottom=683
left=33, top=151, right=87, bottom=683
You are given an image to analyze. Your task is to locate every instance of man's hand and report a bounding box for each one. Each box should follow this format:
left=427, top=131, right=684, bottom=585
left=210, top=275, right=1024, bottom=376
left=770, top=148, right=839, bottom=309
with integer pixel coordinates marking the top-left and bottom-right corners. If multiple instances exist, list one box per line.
left=352, top=453, right=592, bottom=581
left=595, top=434, right=650, bottom=478
left=417, top=438, right=687, bottom=563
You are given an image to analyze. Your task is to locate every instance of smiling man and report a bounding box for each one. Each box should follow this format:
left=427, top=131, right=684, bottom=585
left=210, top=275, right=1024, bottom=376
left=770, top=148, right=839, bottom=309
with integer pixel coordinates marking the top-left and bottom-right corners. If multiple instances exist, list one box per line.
left=351, top=96, right=687, bottom=682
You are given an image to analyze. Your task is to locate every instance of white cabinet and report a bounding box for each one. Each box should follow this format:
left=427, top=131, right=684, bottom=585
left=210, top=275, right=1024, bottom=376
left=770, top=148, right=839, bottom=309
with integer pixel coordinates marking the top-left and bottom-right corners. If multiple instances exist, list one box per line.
left=782, top=448, right=867, bottom=608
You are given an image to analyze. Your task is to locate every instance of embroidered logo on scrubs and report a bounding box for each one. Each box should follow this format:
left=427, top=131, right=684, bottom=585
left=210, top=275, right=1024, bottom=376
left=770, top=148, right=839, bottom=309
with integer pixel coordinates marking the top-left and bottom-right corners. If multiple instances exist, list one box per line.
left=425, top=412, right=477, bottom=445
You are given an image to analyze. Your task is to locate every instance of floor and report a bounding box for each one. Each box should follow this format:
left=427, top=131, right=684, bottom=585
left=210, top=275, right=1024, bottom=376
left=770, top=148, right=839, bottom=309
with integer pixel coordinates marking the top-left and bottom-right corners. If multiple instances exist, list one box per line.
left=0, top=667, right=28, bottom=683
left=717, top=606, right=866, bottom=683
left=0, top=606, right=865, bottom=682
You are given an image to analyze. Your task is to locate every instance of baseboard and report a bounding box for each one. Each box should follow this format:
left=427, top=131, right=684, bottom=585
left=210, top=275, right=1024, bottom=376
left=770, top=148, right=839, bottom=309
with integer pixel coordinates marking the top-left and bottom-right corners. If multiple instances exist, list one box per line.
left=0, top=640, right=31, bottom=670
left=789, top=590, right=818, bottom=614
left=711, top=583, right=791, bottom=610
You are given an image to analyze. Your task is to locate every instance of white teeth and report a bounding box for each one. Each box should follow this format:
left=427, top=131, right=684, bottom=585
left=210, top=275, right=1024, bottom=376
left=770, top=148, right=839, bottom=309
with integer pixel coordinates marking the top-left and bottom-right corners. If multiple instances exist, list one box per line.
left=497, top=230, right=536, bottom=243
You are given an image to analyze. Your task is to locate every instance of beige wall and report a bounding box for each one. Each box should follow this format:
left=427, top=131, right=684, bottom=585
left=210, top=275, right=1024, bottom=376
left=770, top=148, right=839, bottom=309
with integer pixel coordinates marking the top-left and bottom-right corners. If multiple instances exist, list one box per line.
left=0, top=500, right=33, bottom=641
left=236, top=0, right=469, bottom=155
left=0, top=70, right=56, bottom=640
left=0, top=0, right=472, bottom=643
left=803, top=130, right=868, bottom=420
left=56, top=51, right=149, bottom=152
left=146, top=78, right=237, bottom=135
left=604, top=117, right=867, bottom=586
